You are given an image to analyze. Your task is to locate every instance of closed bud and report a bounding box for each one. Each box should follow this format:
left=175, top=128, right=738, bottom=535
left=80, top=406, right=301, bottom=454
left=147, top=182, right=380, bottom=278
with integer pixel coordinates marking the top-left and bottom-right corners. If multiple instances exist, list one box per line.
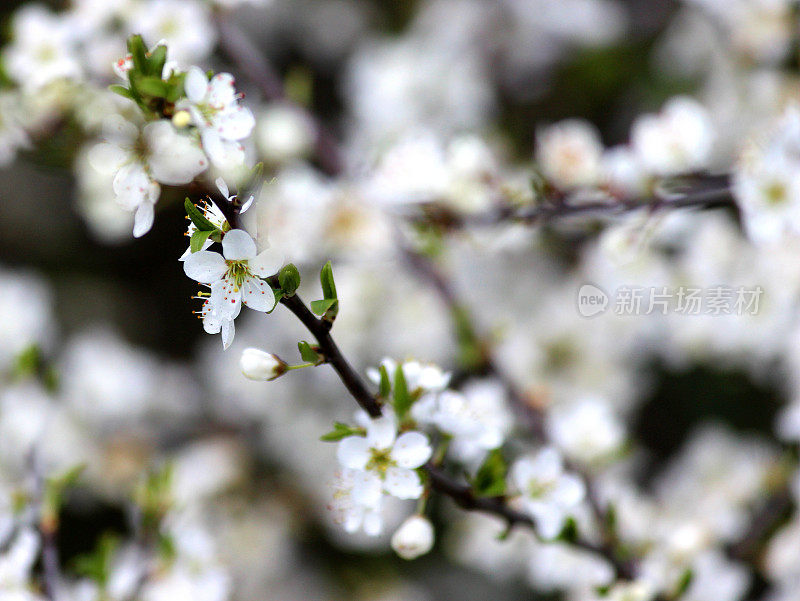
left=240, top=348, right=287, bottom=381
left=391, top=515, right=434, bottom=560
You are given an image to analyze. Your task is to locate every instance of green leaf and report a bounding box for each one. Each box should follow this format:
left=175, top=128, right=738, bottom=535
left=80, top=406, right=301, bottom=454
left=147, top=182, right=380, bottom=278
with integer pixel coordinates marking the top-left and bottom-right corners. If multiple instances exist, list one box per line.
left=278, top=263, right=301, bottom=296
left=320, top=260, right=337, bottom=300
left=320, top=422, right=364, bottom=442
left=393, top=363, right=411, bottom=419
left=184, top=198, right=217, bottom=231
left=13, top=344, right=42, bottom=378
left=164, top=72, right=186, bottom=103
left=134, top=75, right=173, bottom=99
left=555, top=516, right=579, bottom=543
left=378, top=364, right=391, bottom=399
left=190, top=229, right=214, bottom=253
left=298, top=341, right=321, bottom=364
left=127, top=35, right=148, bottom=75
left=43, top=464, right=86, bottom=524
left=672, top=569, right=694, bottom=598
left=73, top=534, right=119, bottom=586
left=147, top=44, right=167, bottom=77
left=310, top=298, right=337, bottom=317
left=472, top=449, right=507, bottom=497
left=109, top=84, right=137, bottom=101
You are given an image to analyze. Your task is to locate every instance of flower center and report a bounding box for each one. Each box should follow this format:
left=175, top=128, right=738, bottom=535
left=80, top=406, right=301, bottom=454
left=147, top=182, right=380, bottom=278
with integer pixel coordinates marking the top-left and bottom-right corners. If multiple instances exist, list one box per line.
left=366, top=448, right=394, bottom=477
left=764, top=181, right=788, bottom=206
left=527, top=478, right=556, bottom=499
left=225, top=260, right=251, bottom=289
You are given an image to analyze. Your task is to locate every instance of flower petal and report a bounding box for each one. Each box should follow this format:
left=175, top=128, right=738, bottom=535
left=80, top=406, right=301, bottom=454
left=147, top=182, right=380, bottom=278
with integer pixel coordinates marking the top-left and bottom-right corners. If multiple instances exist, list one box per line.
left=184, top=66, right=209, bottom=103
left=241, top=277, right=276, bottom=312
left=351, top=471, right=383, bottom=508
left=366, top=415, right=397, bottom=450
left=391, top=432, right=432, bottom=468
left=146, top=121, right=208, bottom=184
left=249, top=247, right=284, bottom=277
left=200, top=129, right=245, bottom=169
left=552, top=474, right=585, bottom=507
left=208, top=72, right=236, bottom=107
left=222, top=229, right=257, bottom=260
left=337, top=436, right=370, bottom=470
left=214, top=106, right=255, bottom=141
left=221, top=317, right=235, bottom=350
left=215, top=176, right=230, bottom=199
left=133, top=202, right=155, bottom=238
left=384, top=467, right=423, bottom=499
left=183, top=251, right=227, bottom=284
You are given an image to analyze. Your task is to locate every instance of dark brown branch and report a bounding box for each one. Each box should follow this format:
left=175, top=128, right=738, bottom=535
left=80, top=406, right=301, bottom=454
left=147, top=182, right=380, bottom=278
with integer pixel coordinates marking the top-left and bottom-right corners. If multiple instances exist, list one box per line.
left=276, top=290, right=383, bottom=418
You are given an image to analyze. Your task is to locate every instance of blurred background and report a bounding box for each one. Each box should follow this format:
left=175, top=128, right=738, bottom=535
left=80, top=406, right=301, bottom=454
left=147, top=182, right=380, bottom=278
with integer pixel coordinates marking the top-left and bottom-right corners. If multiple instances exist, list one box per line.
left=1, top=1, right=798, bottom=600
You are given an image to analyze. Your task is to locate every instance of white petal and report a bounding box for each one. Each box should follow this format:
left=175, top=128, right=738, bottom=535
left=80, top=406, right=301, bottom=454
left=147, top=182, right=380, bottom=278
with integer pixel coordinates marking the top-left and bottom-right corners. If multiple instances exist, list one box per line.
left=552, top=474, right=586, bottom=507
left=351, top=471, right=382, bottom=508
left=366, top=415, right=397, bottom=450
left=210, top=279, right=243, bottom=320
left=221, top=318, right=235, bottom=350
left=240, top=195, right=254, bottom=213
left=113, top=161, right=151, bottom=204
left=249, top=247, right=284, bottom=277
left=214, top=106, right=255, bottom=141
left=535, top=508, right=565, bottom=540
left=207, top=72, right=236, bottom=107
left=222, top=229, right=257, bottom=260
left=215, top=177, right=230, bottom=199
left=362, top=509, right=383, bottom=536
left=183, top=251, right=227, bottom=284
left=133, top=202, right=155, bottom=237
left=384, top=467, right=423, bottom=499
left=241, top=277, right=276, bottom=312
left=337, top=436, right=370, bottom=470
left=102, top=114, right=138, bottom=144
left=88, top=142, right=129, bottom=173
left=391, top=432, right=432, bottom=469
left=202, top=307, right=222, bottom=334
left=200, top=129, right=245, bottom=169
left=184, top=66, right=209, bottom=103
left=146, top=121, right=208, bottom=184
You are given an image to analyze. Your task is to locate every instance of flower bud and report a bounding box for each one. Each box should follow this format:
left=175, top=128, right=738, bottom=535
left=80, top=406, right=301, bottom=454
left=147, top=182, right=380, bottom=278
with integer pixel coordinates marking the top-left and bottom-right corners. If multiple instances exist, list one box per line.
left=240, top=348, right=287, bottom=381
left=391, top=515, right=434, bottom=560
left=172, top=110, right=192, bottom=129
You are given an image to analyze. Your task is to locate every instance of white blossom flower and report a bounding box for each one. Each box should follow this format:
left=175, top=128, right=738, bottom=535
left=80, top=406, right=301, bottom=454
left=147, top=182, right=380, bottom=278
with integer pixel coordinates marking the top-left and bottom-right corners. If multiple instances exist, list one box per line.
left=2, top=5, right=82, bottom=90
left=366, top=358, right=451, bottom=395
left=179, top=67, right=255, bottom=170
left=546, top=396, right=625, bottom=465
left=413, top=380, right=511, bottom=467
left=239, top=348, right=286, bottom=381
left=510, top=447, right=586, bottom=539
left=536, top=119, right=603, bottom=189
left=0, top=528, right=40, bottom=596
left=329, top=468, right=385, bottom=536
left=183, top=229, right=283, bottom=347
left=255, top=103, right=315, bottom=164
left=195, top=295, right=236, bottom=350
left=337, top=413, right=432, bottom=501
left=89, top=115, right=208, bottom=236
left=391, top=515, right=435, bottom=559
left=127, top=0, right=216, bottom=65
left=631, top=96, right=714, bottom=176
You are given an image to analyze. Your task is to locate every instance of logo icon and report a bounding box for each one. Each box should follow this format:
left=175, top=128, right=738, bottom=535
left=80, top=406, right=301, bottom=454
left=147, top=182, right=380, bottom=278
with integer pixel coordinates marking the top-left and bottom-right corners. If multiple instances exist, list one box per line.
left=577, top=283, right=609, bottom=317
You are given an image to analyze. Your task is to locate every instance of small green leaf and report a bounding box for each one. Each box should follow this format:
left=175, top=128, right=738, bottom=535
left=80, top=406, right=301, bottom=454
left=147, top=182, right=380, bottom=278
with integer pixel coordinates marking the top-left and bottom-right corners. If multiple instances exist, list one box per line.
left=672, top=569, right=694, bottom=598
left=298, top=341, right=321, bottom=364
left=109, top=84, right=137, bottom=101
left=127, top=35, right=148, bottom=74
left=13, top=344, right=42, bottom=378
left=164, top=72, right=186, bottom=103
left=190, top=229, right=214, bottom=253
left=310, top=298, right=337, bottom=317
left=134, top=75, right=173, bottom=98
left=73, top=534, right=119, bottom=586
left=472, top=449, right=507, bottom=497
left=278, top=263, right=301, bottom=296
left=320, top=260, right=337, bottom=300
left=320, top=422, right=365, bottom=442
left=555, top=516, right=578, bottom=543
left=184, top=198, right=217, bottom=231
left=378, top=364, right=391, bottom=399
left=393, top=363, right=411, bottom=419
left=147, top=44, right=167, bottom=77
